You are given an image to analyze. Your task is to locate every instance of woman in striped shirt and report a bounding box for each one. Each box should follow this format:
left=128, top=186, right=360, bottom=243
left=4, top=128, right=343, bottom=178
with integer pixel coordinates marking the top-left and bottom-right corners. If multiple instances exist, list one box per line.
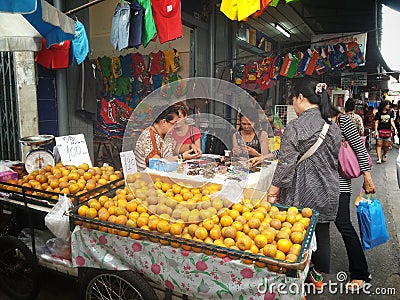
left=334, top=113, right=376, bottom=291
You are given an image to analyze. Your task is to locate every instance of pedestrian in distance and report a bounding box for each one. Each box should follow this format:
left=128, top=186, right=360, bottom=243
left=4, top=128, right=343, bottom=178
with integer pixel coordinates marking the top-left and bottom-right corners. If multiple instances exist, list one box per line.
left=267, top=77, right=342, bottom=290
left=344, top=98, right=364, bottom=136
left=374, top=100, right=398, bottom=163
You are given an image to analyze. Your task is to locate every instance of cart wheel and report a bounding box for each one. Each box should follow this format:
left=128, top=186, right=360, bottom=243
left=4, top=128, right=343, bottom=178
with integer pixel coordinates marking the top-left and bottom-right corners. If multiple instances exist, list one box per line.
left=0, top=235, right=40, bottom=300
left=82, top=268, right=158, bottom=300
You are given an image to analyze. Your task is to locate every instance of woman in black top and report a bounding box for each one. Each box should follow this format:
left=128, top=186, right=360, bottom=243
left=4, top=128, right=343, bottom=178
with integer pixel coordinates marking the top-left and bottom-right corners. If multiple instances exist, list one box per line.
left=232, top=109, right=273, bottom=165
left=374, top=100, right=398, bottom=163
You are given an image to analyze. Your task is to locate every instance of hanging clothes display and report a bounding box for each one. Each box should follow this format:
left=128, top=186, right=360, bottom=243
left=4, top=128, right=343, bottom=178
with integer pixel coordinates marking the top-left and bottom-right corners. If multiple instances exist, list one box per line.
left=35, top=39, right=71, bottom=69
left=151, top=0, right=182, bottom=44
left=110, top=2, right=130, bottom=51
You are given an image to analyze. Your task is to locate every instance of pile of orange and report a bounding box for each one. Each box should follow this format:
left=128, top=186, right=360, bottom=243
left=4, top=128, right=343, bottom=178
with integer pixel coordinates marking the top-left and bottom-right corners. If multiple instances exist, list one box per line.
left=2, top=163, right=123, bottom=201
left=78, top=172, right=314, bottom=270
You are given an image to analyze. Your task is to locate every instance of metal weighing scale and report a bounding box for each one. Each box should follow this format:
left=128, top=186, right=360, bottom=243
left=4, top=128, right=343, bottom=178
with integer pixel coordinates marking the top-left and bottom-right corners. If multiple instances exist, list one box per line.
left=20, top=135, right=55, bottom=173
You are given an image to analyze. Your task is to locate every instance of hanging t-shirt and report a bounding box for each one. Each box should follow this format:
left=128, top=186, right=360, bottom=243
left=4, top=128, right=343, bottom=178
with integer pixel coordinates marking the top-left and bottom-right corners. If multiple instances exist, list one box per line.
left=137, top=0, right=157, bottom=47
left=220, top=0, right=260, bottom=21
left=151, top=0, right=182, bottom=44
left=71, top=20, right=89, bottom=65
left=128, top=0, right=144, bottom=48
left=35, top=39, right=70, bottom=69
left=110, top=3, right=130, bottom=51
left=148, top=51, right=165, bottom=75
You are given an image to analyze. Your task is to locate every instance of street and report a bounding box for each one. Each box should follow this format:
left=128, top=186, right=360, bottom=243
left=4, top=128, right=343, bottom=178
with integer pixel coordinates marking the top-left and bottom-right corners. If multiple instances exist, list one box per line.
left=1, top=148, right=400, bottom=300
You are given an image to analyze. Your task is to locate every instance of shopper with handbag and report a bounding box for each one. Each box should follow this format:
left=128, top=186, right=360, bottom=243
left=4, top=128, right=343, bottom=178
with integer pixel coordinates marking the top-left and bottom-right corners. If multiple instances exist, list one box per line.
left=334, top=112, right=376, bottom=291
left=374, top=100, right=398, bottom=163
left=267, top=77, right=341, bottom=289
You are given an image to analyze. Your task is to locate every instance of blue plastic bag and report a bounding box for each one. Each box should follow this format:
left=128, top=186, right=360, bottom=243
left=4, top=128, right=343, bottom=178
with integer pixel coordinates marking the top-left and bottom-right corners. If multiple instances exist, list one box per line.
left=357, top=197, right=389, bottom=250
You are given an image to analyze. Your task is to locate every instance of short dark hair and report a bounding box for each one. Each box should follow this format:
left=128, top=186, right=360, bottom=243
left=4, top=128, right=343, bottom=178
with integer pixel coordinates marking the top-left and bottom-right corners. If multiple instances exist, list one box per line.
left=153, top=105, right=179, bottom=123
left=345, top=98, right=355, bottom=112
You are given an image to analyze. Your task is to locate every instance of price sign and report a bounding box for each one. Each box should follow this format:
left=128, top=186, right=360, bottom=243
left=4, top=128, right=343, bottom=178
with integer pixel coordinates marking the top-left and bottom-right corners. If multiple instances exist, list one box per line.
left=55, top=134, right=92, bottom=167
left=120, top=151, right=137, bottom=176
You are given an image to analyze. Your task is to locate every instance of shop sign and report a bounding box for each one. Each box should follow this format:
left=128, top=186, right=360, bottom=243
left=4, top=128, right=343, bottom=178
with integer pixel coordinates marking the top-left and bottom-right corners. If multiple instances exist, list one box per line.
left=311, top=32, right=367, bottom=66
left=120, top=151, right=137, bottom=176
left=55, top=134, right=92, bottom=167
left=341, top=72, right=368, bottom=86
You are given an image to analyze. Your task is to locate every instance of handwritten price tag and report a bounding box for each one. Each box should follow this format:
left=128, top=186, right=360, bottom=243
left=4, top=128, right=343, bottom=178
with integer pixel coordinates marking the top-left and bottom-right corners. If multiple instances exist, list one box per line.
left=55, top=134, right=92, bottom=167
left=120, top=151, right=137, bottom=176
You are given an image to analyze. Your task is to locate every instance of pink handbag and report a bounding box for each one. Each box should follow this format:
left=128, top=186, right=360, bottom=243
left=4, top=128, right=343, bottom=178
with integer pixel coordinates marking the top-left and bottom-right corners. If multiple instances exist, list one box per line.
left=338, top=140, right=372, bottom=179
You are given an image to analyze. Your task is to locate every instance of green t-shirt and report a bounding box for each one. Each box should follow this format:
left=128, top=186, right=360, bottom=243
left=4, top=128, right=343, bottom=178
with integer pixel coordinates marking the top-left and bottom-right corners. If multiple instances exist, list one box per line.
left=137, top=0, right=157, bottom=47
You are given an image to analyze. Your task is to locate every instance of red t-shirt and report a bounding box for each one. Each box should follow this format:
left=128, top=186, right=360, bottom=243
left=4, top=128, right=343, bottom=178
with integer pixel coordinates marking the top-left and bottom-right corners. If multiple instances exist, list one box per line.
left=35, top=39, right=70, bottom=69
left=172, top=126, right=201, bottom=145
left=151, top=0, right=182, bottom=44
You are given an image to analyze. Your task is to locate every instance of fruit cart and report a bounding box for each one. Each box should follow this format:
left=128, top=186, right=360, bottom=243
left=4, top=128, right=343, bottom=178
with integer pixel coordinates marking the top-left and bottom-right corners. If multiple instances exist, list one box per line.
left=67, top=171, right=318, bottom=300
left=0, top=164, right=124, bottom=300
left=0, top=168, right=317, bottom=300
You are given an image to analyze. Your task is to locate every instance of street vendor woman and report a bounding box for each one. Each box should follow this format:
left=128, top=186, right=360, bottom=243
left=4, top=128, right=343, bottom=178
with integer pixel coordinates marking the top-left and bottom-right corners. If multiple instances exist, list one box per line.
left=232, top=108, right=274, bottom=166
left=170, top=102, right=202, bottom=157
left=134, top=105, right=200, bottom=171
left=267, top=77, right=341, bottom=289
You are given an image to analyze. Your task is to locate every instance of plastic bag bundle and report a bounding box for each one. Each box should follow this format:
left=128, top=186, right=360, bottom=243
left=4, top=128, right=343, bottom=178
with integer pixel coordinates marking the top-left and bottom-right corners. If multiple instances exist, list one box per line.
left=357, top=196, right=389, bottom=250
left=44, top=195, right=72, bottom=241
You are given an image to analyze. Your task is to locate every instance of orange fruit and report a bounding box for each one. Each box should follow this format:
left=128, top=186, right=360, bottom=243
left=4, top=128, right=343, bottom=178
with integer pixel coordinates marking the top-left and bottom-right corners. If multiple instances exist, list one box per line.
left=276, top=239, right=293, bottom=254
left=231, top=203, right=243, bottom=213
left=290, top=231, right=305, bottom=244
left=115, top=215, right=128, bottom=225
left=147, top=217, right=159, bottom=231
left=228, top=209, right=240, bottom=220
left=220, top=215, right=233, bottom=227
left=136, top=215, right=149, bottom=227
left=289, top=244, right=302, bottom=256
left=275, top=250, right=286, bottom=261
left=270, top=219, right=282, bottom=230
left=263, top=244, right=277, bottom=258
left=248, top=228, right=260, bottom=240
left=223, top=237, right=236, bottom=247
left=85, top=207, right=98, bottom=218
left=247, top=217, right=261, bottom=229
left=291, top=222, right=305, bottom=233
left=261, top=229, right=276, bottom=244
left=157, top=220, right=171, bottom=234
left=129, top=211, right=140, bottom=220
left=221, top=226, right=237, bottom=239
left=254, top=234, right=268, bottom=248
left=209, top=226, right=221, bottom=240
left=299, top=217, right=310, bottom=229
left=78, top=205, right=89, bottom=216
left=285, top=253, right=298, bottom=262
left=231, top=221, right=243, bottom=232
left=301, top=207, right=313, bottom=218
left=195, top=227, right=208, bottom=240
left=89, top=200, right=101, bottom=211
left=236, top=235, right=252, bottom=251
left=287, top=206, right=299, bottom=215
left=170, top=223, right=183, bottom=236
left=202, top=219, right=215, bottom=231
left=242, top=211, right=253, bottom=221
left=98, top=210, right=110, bottom=222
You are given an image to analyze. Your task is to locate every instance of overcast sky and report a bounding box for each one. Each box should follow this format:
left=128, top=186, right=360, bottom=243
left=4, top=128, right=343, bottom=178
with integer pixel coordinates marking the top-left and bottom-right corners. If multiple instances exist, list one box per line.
left=382, top=5, right=400, bottom=71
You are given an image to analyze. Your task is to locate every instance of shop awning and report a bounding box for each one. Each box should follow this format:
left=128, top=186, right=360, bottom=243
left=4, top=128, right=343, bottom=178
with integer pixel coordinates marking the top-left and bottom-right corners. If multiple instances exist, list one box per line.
left=0, top=0, right=75, bottom=52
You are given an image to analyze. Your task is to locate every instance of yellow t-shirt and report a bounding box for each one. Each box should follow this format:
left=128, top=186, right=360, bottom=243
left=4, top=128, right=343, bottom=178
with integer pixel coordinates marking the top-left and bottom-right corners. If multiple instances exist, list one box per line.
left=220, top=0, right=260, bottom=21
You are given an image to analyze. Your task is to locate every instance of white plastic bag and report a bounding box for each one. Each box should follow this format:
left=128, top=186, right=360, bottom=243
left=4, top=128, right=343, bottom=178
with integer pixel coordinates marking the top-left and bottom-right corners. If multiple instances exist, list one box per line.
left=45, top=195, right=72, bottom=241
left=394, top=135, right=399, bottom=145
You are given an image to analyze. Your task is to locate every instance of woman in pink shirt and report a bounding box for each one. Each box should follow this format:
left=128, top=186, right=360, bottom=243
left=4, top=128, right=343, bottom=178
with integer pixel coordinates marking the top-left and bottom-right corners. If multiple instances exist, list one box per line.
left=171, top=102, right=202, bottom=157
